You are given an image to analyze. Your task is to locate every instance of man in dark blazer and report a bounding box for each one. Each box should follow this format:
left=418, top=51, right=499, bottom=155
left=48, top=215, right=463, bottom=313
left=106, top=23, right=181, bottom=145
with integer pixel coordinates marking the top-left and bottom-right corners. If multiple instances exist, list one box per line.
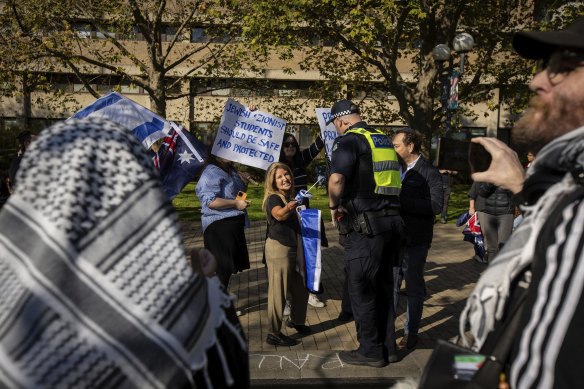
left=392, top=129, right=443, bottom=350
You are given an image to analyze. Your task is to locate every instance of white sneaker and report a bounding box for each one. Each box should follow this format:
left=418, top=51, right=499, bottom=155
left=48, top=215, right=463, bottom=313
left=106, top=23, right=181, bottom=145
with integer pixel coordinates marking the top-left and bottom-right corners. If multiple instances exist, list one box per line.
left=283, top=301, right=291, bottom=316
left=308, top=294, right=325, bottom=308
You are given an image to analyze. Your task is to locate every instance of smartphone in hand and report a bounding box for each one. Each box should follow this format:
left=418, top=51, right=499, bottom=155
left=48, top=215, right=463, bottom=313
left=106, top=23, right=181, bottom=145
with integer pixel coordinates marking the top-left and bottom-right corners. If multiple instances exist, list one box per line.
left=436, top=137, right=492, bottom=173
left=236, top=191, right=247, bottom=201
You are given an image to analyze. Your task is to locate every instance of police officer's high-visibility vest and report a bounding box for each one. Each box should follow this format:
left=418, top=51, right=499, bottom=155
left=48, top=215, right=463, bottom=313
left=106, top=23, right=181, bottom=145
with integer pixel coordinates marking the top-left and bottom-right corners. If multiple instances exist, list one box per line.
left=345, top=128, right=401, bottom=196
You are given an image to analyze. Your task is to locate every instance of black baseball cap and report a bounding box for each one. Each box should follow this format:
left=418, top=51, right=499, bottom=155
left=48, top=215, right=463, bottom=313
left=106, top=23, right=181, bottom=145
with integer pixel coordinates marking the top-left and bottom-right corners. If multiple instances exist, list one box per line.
left=513, top=17, right=584, bottom=60
left=326, top=99, right=360, bottom=125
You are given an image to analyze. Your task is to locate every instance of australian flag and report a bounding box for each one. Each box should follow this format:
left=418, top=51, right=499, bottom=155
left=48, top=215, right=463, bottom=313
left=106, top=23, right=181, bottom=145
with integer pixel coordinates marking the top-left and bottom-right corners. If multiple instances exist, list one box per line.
left=153, top=124, right=207, bottom=199
left=70, top=92, right=207, bottom=199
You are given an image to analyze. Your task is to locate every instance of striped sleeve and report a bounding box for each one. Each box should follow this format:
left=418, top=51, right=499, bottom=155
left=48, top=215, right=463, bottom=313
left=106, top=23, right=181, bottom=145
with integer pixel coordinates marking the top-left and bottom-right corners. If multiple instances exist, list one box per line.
left=510, top=197, right=584, bottom=389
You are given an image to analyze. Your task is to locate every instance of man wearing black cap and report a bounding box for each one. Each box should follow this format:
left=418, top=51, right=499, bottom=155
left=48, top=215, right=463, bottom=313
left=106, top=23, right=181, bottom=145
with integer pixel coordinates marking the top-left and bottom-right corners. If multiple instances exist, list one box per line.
left=327, top=99, right=403, bottom=367
left=458, top=17, right=584, bottom=388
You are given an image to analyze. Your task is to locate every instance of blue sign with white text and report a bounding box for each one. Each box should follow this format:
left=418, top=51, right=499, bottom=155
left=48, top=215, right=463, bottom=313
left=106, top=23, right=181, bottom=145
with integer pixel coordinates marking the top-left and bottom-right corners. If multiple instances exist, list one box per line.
left=370, top=134, right=392, bottom=148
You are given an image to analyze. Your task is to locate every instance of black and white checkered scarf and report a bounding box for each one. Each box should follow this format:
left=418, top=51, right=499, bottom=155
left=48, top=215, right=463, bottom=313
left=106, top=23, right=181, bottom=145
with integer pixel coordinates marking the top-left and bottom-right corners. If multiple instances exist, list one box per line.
left=0, top=118, right=246, bottom=388
left=460, top=125, right=584, bottom=352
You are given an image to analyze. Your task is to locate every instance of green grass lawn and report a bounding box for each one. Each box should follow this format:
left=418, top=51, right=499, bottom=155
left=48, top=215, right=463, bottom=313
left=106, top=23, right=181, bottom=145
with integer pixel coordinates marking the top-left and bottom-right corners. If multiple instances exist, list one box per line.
left=444, top=184, right=471, bottom=223
left=172, top=182, right=471, bottom=224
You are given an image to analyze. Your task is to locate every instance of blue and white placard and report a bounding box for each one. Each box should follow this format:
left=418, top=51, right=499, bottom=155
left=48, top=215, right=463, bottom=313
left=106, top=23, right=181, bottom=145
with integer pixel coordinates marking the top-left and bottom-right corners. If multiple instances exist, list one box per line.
left=212, top=98, right=287, bottom=170
left=315, top=108, right=338, bottom=161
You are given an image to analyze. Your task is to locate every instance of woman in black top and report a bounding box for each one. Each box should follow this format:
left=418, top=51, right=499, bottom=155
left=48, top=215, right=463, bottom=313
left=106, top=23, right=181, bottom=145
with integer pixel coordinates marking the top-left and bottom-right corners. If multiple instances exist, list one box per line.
left=279, top=133, right=327, bottom=308
left=262, top=162, right=310, bottom=347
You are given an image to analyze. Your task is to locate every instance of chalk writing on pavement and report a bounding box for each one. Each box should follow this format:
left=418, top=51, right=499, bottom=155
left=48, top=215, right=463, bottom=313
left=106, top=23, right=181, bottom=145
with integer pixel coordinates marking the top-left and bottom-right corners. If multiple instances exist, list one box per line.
left=250, top=353, right=346, bottom=370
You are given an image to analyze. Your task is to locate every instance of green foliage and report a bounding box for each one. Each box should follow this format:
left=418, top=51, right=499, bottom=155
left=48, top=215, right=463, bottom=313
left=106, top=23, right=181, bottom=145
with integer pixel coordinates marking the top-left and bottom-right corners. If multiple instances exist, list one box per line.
left=1, top=0, right=269, bottom=117
left=172, top=182, right=333, bottom=222
left=240, top=0, right=579, bottom=140
left=172, top=180, right=471, bottom=226
left=442, top=184, right=471, bottom=224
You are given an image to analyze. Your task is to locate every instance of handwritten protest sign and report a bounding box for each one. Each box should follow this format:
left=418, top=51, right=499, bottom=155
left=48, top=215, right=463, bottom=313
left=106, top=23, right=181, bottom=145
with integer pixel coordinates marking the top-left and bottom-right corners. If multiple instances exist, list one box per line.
left=315, top=108, right=338, bottom=160
left=212, top=98, right=287, bottom=170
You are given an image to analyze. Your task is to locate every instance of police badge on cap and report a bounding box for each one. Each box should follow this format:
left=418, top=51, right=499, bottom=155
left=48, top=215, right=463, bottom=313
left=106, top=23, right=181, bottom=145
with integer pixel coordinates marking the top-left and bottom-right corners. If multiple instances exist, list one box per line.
left=326, top=99, right=360, bottom=125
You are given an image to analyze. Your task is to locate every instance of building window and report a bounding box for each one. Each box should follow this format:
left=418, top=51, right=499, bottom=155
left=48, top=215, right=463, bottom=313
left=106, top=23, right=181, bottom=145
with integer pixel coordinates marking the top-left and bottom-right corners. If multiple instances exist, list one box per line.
left=119, top=83, right=140, bottom=94
left=73, top=83, right=89, bottom=92
left=73, top=23, right=92, bottom=38
left=161, top=25, right=178, bottom=42
left=450, top=127, right=487, bottom=140
left=191, top=27, right=208, bottom=43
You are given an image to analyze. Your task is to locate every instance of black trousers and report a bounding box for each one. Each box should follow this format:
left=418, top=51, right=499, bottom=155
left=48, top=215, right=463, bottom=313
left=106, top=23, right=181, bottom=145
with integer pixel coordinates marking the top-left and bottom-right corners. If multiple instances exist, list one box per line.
left=344, top=216, right=403, bottom=359
left=341, top=266, right=352, bottom=315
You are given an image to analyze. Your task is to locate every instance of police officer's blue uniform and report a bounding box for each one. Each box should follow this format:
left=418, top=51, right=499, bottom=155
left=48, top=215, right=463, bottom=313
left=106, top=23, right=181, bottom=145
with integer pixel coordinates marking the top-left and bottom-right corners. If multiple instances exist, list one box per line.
left=330, top=121, right=403, bottom=363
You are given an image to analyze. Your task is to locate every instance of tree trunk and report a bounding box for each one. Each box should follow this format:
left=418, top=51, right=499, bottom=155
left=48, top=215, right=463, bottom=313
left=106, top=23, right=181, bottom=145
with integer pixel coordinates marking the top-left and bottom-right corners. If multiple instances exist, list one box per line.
left=149, top=73, right=167, bottom=117
left=20, top=74, right=32, bottom=131
left=150, top=95, right=167, bottom=118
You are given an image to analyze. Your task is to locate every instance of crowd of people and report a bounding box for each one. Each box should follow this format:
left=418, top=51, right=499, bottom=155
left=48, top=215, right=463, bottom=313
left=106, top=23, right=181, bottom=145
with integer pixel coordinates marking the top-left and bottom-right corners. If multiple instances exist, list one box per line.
left=1, top=17, right=583, bottom=389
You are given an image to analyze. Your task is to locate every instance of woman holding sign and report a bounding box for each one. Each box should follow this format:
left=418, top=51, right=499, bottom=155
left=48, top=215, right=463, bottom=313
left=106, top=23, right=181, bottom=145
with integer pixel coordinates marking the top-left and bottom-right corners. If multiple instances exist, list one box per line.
left=262, top=162, right=311, bottom=347
left=279, top=133, right=327, bottom=309
left=280, top=133, right=325, bottom=203
left=196, top=155, right=252, bottom=291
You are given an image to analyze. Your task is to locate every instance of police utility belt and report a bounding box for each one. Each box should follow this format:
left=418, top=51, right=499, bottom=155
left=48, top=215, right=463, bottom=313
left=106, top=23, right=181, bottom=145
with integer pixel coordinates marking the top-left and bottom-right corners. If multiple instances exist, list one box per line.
left=337, top=206, right=399, bottom=236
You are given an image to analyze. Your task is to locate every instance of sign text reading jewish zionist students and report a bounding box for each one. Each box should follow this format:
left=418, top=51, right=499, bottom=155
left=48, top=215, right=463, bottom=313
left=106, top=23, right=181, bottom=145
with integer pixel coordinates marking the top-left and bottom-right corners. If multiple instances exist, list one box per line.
left=315, top=108, right=338, bottom=161
left=212, top=98, right=287, bottom=170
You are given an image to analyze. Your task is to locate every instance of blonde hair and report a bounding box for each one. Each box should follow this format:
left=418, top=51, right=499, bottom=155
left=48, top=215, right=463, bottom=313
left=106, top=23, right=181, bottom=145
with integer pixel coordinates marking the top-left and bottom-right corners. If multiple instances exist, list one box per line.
left=262, top=162, right=295, bottom=212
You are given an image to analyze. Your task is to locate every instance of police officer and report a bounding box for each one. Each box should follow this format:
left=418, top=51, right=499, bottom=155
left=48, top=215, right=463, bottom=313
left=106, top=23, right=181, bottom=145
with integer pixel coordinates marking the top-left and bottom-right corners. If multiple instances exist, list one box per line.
left=327, top=99, right=403, bottom=367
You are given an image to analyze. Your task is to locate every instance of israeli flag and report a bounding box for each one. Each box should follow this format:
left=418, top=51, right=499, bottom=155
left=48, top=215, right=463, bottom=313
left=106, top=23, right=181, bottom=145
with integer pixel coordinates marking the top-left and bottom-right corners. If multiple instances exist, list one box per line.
left=298, top=208, right=322, bottom=293
left=69, top=92, right=172, bottom=149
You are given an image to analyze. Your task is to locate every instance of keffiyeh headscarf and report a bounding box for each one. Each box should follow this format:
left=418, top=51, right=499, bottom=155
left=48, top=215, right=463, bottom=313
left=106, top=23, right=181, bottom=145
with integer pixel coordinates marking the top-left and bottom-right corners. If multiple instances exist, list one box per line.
left=460, top=125, right=584, bottom=351
left=0, top=118, right=247, bottom=388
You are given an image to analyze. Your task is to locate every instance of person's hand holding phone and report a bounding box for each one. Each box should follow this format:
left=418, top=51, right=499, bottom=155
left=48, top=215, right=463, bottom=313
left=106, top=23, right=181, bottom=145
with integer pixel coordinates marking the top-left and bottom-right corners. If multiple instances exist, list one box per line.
left=470, top=137, right=526, bottom=194
left=235, top=191, right=251, bottom=210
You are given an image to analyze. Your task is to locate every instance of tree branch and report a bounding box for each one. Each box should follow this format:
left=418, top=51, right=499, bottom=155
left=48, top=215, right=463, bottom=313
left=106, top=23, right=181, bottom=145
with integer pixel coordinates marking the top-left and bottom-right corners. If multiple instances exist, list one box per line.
left=62, top=58, right=101, bottom=98
left=163, top=0, right=202, bottom=60
left=84, top=20, right=149, bottom=75
left=128, top=0, right=154, bottom=44
left=166, top=40, right=227, bottom=72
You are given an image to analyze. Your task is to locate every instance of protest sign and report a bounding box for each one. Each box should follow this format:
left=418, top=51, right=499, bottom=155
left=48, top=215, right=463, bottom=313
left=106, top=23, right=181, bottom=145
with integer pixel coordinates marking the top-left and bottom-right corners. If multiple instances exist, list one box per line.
left=212, top=98, right=287, bottom=170
left=315, top=108, right=338, bottom=160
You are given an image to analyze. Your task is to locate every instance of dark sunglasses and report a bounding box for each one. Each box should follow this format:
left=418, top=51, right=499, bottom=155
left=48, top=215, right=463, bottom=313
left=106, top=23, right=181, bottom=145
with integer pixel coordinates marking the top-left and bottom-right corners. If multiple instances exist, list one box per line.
left=283, top=142, right=297, bottom=148
left=536, top=49, right=584, bottom=85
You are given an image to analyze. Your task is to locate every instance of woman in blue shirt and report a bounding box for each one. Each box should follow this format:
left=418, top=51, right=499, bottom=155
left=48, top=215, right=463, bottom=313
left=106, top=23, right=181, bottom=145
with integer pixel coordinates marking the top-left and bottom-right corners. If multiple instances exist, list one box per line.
left=196, top=155, right=251, bottom=288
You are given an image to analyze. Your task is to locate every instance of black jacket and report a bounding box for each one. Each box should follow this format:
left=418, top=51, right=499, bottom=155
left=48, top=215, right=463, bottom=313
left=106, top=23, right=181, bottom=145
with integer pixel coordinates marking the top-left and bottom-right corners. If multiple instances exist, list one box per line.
left=469, top=182, right=514, bottom=215
left=399, top=157, right=443, bottom=246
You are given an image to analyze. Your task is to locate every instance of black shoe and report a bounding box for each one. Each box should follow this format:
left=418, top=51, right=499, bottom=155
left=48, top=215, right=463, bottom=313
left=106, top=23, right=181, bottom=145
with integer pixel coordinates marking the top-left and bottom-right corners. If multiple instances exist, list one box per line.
left=336, top=311, right=354, bottom=323
left=398, top=333, right=418, bottom=350
left=339, top=350, right=387, bottom=368
left=388, top=353, right=399, bottom=363
left=285, top=318, right=311, bottom=335
left=266, top=332, right=299, bottom=347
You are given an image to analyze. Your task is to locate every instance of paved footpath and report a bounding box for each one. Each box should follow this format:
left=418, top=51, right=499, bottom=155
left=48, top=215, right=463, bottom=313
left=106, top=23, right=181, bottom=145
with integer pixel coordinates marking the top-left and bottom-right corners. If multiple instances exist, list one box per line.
left=182, top=220, right=483, bottom=387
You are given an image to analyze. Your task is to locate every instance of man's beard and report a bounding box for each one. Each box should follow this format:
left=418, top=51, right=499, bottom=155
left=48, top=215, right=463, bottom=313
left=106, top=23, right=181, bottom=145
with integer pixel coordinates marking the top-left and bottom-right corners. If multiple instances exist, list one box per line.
left=512, top=93, right=584, bottom=153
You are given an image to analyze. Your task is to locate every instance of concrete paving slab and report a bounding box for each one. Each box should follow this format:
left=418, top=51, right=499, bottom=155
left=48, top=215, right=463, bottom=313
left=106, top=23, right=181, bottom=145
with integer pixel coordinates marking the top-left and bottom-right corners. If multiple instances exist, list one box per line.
left=182, top=219, right=483, bottom=386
